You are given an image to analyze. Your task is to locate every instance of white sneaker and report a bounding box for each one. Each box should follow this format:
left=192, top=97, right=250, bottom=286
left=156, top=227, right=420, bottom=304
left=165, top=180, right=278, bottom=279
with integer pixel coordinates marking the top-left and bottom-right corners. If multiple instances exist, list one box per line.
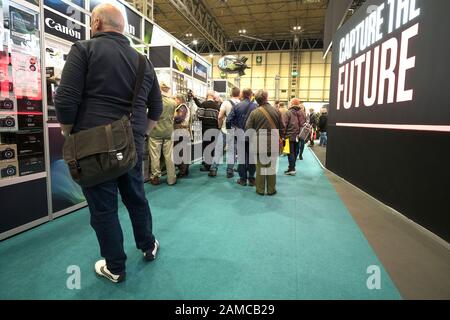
left=94, top=260, right=126, bottom=283
left=143, top=239, right=159, bottom=261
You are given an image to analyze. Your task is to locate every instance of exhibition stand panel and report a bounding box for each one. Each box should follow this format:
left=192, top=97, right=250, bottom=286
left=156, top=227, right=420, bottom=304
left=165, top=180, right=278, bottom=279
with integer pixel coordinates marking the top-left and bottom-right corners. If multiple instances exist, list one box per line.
left=0, top=0, right=156, bottom=240
left=327, top=0, right=450, bottom=242
left=0, top=0, right=49, bottom=238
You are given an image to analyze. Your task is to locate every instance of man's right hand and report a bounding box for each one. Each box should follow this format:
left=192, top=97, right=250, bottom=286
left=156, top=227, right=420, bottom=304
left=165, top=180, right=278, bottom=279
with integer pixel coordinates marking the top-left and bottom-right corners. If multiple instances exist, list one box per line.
left=60, top=124, right=73, bottom=137
left=146, top=119, right=157, bottom=136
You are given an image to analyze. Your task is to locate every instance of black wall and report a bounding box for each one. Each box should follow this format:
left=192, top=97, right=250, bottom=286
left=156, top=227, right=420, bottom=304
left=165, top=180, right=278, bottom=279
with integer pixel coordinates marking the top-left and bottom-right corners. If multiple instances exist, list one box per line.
left=327, top=0, right=450, bottom=241
left=0, top=178, right=48, bottom=234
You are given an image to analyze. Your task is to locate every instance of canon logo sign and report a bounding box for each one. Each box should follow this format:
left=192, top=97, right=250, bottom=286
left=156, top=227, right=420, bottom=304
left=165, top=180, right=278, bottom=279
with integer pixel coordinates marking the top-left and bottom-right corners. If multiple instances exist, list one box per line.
left=45, top=18, right=81, bottom=40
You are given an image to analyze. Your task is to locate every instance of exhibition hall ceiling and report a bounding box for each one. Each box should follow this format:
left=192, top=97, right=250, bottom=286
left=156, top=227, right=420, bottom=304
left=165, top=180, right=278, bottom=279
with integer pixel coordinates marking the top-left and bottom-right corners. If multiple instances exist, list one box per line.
left=153, top=0, right=330, bottom=49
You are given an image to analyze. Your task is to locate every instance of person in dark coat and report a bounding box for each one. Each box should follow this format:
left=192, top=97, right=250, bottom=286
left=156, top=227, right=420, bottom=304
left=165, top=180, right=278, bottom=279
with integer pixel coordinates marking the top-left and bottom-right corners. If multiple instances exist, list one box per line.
left=283, top=99, right=306, bottom=175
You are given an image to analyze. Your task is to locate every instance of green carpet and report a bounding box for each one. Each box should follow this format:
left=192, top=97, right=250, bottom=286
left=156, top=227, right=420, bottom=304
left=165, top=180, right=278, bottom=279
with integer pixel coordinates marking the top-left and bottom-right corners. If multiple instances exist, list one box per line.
left=0, top=149, right=402, bottom=300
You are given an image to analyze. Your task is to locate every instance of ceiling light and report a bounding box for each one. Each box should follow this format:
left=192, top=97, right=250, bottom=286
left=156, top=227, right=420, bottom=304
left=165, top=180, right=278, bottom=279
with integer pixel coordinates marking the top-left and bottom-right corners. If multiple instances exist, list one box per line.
left=209, top=54, right=213, bottom=58
left=192, top=40, right=198, bottom=45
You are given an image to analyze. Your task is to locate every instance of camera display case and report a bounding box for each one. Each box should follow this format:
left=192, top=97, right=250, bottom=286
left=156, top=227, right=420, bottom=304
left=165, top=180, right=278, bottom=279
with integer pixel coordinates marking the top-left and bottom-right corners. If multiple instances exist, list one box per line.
left=0, top=0, right=45, bottom=181
left=0, top=0, right=49, bottom=239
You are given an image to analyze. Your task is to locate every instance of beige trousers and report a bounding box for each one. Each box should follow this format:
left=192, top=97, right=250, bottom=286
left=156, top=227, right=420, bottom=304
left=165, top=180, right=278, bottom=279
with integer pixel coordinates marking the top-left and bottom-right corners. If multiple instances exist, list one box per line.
left=149, top=137, right=176, bottom=185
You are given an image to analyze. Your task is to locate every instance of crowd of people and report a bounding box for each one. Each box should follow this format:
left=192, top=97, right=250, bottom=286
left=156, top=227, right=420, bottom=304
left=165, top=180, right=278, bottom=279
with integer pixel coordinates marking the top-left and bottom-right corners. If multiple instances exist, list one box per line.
left=53, top=3, right=330, bottom=282
left=147, top=82, right=329, bottom=196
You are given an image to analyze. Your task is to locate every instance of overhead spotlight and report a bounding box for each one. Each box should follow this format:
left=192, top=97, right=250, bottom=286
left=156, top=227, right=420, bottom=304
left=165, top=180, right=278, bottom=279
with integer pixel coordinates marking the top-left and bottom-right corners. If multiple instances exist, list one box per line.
left=238, top=29, right=247, bottom=34
left=186, top=33, right=193, bottom=37
left=209, top=53, right=213, bottom=58
left=192, top=40, right=198, bottom=45
left=293, top=26, right=302, bottom=31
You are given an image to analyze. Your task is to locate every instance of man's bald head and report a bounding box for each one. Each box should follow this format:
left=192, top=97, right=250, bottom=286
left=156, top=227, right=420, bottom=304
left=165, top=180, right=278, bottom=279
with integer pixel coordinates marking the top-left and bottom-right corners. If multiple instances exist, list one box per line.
left=91, top=3, right=125, bottom=36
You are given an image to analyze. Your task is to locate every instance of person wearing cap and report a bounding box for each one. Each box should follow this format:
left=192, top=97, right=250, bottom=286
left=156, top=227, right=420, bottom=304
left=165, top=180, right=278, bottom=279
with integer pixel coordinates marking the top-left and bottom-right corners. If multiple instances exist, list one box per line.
left=148, top=82, right=177, bottom=186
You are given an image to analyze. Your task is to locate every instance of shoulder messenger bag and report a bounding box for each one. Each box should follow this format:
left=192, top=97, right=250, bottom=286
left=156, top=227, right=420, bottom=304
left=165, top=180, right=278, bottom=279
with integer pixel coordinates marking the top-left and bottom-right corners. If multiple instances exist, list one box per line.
left=62, top=54, right=146, bottom=188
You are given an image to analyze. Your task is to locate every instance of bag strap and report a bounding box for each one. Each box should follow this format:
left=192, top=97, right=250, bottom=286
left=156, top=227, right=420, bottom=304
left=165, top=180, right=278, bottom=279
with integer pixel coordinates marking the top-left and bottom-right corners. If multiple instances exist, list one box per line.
left=130, top=54, right=147, bottom=117
left=259, top=107, right=277, bottom=130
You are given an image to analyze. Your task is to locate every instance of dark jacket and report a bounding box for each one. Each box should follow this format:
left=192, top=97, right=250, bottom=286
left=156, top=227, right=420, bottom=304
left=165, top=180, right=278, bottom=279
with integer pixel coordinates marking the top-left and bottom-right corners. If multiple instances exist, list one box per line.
left=309, top=113, right=318, bottom=129
left=194, top=98, right=220, bottom=131
left=284, top=106, right=307, bottom=141
left=318, top=114, right=328, bottom=133
left=227, top=98, right=257, bottom=130
left=55, top=32, right=163, bottom=140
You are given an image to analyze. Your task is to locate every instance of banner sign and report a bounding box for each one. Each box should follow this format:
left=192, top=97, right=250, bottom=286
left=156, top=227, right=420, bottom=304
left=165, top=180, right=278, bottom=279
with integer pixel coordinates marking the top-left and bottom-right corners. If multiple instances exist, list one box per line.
left=44, top=9, right=85, bottom=43
left=44, top=0, right=86, bottom=24
left=90, top=0, right=142, bottom=39
left=144, top=19, right=153, bottom=45
left=193, top=60, right=207, bottom=83
left=330, top=0, right=450, bottom=126
left=172, top=47, right=192, bottom=76
left=327, top=0, right=450, bottom=243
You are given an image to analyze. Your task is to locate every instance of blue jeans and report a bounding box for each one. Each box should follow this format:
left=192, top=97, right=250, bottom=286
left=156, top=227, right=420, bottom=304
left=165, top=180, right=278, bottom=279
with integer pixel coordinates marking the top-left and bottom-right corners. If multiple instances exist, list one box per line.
left=299, top=139, right=306, bottom=157
left=320, top=132, right=328, bottom=146
left=288, top=140, right=300, bottom=170
left=238, top=140, right=256, bottom=181
left=82, top=144, right=155, bottom=275
left=226, top=134, right=237, bottom=174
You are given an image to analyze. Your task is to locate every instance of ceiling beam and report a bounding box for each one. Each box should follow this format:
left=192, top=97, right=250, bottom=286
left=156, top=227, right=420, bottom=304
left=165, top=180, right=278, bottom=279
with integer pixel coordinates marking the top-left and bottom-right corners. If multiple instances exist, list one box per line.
left=166, top=0, right=228, bottom=54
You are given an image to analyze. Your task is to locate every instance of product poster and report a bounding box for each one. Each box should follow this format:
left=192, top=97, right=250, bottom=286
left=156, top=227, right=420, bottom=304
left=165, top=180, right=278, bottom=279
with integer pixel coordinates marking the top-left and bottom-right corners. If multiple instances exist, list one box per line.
left=0, top=51, right=12, bottom=96
left=0, top=0, right=4, bottom=48
left=9, top=6, right=38, bottom=47
left=11, top=46, right=41, bottom=99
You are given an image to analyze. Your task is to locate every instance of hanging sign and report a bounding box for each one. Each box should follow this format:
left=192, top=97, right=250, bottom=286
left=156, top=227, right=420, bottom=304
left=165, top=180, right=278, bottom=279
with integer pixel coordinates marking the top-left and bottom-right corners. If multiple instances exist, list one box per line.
left=193, top=60, right=208, bottom=83
left=44, top=0, right=86, bottom=24
left=44, top=9, right=86, bottom=43
left=90, top=0, right=142, bottom=39
left=172, top=47, right=193, bottom=76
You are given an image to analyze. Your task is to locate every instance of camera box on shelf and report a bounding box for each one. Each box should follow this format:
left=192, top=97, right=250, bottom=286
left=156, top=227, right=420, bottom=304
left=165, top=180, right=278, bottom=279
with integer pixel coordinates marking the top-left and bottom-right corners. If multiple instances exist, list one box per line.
left=18, top=114, right=43, bottom=130
left=16, top=131, right=44, bottom=156
left=0, top=114, right=18, bottom=132
left=18, top=154, right=45, bottom=176
left=17, top=98, right=42, bottom=113
left=0, top=95, right=17, bottom=112
left=0, top=161, right=19, bottom=179
left=0, top=144, right=18, bottom=163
